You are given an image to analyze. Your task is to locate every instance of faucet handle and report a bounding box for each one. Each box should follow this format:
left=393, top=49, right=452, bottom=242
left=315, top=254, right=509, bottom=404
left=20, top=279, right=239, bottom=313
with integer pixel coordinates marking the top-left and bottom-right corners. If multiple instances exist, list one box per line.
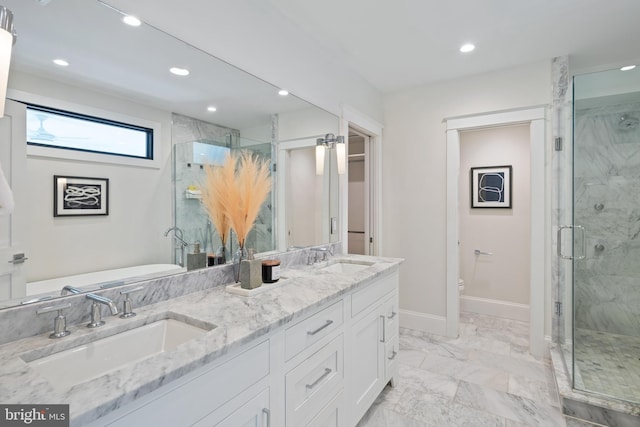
left=119, top=286, right=144, bottom=319
left=37, top=303, right=72, bottom=339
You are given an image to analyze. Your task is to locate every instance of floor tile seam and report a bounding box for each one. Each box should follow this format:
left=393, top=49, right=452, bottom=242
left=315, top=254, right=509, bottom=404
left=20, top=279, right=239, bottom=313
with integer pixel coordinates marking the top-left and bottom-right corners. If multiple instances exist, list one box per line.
left=505, top=375, right=563, bottom=410
left=396, top=383, right=511, bottom=426
left=456, top=379, right=566, bottom=425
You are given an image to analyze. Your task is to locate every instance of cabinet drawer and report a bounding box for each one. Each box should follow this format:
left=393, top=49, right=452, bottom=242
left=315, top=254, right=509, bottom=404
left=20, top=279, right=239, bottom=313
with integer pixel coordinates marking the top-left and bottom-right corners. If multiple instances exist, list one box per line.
left=286, top=335, right=343, bottom=427
left=385, top=334, right=399, bottom=383
left=286, top=299, right=343, bottom=360
left=382, top=293, right=399, bottom=341
left=351, top=272, right=397, bottom=318
left=106, top=340, right=269, bottom=427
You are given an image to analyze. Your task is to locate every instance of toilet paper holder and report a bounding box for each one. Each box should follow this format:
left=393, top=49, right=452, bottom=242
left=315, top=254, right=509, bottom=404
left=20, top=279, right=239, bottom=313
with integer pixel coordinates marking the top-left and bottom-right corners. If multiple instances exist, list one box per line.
left=474, top=249, right=493, bottom=256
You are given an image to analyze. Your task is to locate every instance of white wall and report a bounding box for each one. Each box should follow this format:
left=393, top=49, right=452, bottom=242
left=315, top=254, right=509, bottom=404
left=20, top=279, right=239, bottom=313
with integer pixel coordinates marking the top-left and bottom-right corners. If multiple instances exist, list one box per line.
left=382, top=61, right=551, bottom=329
left=8, top=71, right=173, bottom=281
left=459, top=125, right=531, bottom=305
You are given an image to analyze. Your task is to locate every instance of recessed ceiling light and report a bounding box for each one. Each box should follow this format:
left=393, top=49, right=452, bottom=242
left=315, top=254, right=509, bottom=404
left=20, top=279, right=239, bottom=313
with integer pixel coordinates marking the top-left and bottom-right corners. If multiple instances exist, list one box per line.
left=169, top=67, right=190, bottom=76
left=459, top=43, right=475, bottom=53
left=207, top=106, right=217, bottom=112
left=621, top=65, right=636, bottom=71
left=53, top=59, right=69, bottom=67
left=123, top=15, right=142, bottom=27
left=278, top=89, right=289, bottom=96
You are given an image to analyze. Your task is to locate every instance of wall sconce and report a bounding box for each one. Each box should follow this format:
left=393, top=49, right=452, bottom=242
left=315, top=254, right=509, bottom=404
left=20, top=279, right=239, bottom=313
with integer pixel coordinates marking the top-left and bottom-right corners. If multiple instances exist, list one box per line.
left=0, top=6, right=16, bottom=117
left=316, top=133, right=346, bottom=175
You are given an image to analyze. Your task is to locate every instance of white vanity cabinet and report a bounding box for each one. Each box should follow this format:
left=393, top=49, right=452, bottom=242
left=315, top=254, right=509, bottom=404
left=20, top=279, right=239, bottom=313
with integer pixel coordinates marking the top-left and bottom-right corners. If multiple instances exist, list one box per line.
left=347, top=271, right=399, bottom=426
left=85, top=266, right=399, bottom=427
left=91, top=340, right=271, bottom=427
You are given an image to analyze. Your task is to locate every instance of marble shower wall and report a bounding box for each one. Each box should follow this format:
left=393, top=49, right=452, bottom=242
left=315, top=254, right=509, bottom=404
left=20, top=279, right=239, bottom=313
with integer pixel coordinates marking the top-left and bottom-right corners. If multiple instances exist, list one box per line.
left=172, top=113, right=238, bottom=259
left=171, top=113, right=275, bottom=261
left=573, top=100, right=640, bottom=337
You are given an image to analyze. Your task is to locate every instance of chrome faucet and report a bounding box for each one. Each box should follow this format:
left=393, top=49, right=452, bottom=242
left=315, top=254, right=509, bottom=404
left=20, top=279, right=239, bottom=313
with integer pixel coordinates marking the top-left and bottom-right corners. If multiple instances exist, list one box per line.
left=86, top=293, right=119, bottom=328
left=60, top=285, right=83, bottom=296
left=164, top=226, right=189, bottom=267
left=310, top=246, right=334, bottom=263
left=36, top=303, right=71, bottom=338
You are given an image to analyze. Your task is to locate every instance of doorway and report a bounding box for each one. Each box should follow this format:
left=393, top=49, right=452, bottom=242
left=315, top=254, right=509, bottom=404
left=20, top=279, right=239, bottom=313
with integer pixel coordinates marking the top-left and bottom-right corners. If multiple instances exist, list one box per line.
left=347, top=127, right=371, bottom=255
left=445, top=107, right=546, bottom=358
left=458, top=124, right=531, bottom=322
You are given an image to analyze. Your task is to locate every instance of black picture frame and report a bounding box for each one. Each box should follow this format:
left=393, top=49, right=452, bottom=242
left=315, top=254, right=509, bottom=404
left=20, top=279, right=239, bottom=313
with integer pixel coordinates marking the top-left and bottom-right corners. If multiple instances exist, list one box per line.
left=54, top=175, right=109, bottom=217
left=470, top=165, right=512, bottom=209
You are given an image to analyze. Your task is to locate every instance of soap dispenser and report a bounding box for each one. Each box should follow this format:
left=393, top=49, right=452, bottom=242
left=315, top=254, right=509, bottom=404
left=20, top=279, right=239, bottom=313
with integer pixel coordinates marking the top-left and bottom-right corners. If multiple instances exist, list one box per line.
left=186, top=242, right=207, bottom=271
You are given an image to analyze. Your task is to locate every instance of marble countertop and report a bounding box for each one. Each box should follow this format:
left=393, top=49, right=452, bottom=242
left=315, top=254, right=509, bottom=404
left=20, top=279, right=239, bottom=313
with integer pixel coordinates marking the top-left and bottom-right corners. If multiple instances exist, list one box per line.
left=0, top=254, right=402, bottom=426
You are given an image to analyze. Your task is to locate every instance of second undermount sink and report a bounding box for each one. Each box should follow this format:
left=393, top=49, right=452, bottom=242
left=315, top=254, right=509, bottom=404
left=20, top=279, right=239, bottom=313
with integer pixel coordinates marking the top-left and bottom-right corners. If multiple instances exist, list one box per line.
left=319, top=259, right=375, bottom=274
left=24, top=315, right=216, bottom=388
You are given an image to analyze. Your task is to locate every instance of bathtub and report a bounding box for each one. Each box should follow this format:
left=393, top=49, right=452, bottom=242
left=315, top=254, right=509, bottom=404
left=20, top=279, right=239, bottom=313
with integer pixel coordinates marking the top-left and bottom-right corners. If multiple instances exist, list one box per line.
left=26, top=264, right=187, bottom=296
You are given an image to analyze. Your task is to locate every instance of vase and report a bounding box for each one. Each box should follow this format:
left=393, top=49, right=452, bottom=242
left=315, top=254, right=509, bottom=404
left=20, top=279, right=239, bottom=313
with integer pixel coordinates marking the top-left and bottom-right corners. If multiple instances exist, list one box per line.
left=233, top=246, right=248, bottom=283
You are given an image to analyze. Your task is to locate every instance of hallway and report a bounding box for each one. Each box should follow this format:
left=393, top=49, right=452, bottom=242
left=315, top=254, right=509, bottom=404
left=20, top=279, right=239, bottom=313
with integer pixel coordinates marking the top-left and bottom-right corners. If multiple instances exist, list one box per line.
left=358, top=313, right=596, bottom=426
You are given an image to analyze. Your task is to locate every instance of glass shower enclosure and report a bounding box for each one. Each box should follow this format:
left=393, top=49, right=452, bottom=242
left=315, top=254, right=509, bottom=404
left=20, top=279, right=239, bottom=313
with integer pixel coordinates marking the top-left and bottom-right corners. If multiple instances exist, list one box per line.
left=173, top=134, right=275, bottom=266
left=568, top=66, right=640, bottom=404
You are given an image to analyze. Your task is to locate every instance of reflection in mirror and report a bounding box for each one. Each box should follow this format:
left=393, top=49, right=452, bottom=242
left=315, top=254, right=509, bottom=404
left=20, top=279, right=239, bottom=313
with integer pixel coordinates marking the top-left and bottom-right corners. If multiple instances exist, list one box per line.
left=172, top=113, right=275, bottom=263
left=0, top=0, right=339, bottom=310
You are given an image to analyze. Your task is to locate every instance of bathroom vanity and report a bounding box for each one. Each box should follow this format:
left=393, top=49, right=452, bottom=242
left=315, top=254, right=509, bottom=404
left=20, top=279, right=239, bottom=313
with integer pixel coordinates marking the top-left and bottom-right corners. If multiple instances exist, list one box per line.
left=0, top=254, right=401, bottom=427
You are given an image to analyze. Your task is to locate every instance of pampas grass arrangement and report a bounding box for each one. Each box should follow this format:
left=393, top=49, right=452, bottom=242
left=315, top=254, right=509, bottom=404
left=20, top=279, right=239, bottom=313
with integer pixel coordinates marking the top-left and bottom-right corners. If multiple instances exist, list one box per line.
left=201, top=151, right=272, bottom=280
left=225, top=151, right=272, bottom=251
left=201, top=155, right=235, bottom=259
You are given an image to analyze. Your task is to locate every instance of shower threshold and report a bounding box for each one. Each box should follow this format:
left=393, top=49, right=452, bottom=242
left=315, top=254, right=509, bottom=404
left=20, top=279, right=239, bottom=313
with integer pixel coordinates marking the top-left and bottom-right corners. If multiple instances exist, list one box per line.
left=549, top=345, right=640, bottom=425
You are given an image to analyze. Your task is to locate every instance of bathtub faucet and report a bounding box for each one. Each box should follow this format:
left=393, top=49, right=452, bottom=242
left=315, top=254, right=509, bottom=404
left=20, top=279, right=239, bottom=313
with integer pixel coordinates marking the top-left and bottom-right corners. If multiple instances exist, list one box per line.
left=60, top=285, right=83, bottom=296
left=164, top=226, right=189, bottom=267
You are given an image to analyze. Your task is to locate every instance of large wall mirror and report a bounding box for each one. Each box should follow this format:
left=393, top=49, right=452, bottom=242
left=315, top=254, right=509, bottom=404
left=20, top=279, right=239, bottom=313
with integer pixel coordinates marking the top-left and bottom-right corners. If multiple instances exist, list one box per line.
left=0, top=0, right=339, bottom=309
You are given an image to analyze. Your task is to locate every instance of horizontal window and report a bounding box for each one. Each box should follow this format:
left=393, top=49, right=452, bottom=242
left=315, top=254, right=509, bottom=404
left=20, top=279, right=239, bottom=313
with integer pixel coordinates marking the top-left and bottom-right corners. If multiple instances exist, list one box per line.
left=26, top=104, right=153, bottom=160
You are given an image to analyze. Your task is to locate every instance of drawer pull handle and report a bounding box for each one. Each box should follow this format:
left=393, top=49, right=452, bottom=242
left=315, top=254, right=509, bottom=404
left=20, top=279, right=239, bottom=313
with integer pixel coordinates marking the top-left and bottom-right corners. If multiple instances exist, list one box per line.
left=306, top=368, right=332, bottom=390
left=307, top=319, right=333, bottom=336
left=388, top=349, right=397, bottom=360
left=387, top=311, right=397, bottom=320
left=380, top=315, right=386, bottom=343
left=262, top=408, right=271, bottom=427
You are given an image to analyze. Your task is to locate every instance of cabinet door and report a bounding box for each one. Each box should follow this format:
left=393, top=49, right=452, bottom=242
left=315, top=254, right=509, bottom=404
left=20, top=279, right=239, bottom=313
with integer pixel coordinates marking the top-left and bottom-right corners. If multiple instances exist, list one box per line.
left=349, top=307, right=384, bottom=421
left=213, top=388, right=270, bottom=427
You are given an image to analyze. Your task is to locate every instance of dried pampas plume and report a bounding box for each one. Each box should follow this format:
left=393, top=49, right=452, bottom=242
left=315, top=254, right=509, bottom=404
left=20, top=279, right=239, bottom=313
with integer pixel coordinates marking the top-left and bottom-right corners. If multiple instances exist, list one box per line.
left=202, top=151, right=271, bottom=250
left=201, top=155, right=235, bottom=247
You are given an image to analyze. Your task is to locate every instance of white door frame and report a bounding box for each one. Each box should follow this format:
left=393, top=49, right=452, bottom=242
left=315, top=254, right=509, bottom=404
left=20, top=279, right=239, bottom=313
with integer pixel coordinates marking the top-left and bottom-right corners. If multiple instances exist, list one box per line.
left=0, top=100, right=28, bottom=300
left=445, top=107, right=546, bottom=358
left=340, top=106, right=383, bottom=255
left=276, top=137, right=330, bottom=251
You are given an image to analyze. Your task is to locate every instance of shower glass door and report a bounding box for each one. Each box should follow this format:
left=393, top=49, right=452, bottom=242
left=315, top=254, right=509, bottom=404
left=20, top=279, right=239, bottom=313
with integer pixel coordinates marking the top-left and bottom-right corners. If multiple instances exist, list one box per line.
left=572, top=66, right=640, bottom=403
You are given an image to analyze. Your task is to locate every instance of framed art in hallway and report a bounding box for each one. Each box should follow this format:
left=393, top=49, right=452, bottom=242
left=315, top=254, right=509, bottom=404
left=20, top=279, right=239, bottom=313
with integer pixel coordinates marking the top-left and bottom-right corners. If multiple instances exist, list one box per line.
left=470, top=165, right=512, bottom=208
left=54, top=175, right=109, bottom=217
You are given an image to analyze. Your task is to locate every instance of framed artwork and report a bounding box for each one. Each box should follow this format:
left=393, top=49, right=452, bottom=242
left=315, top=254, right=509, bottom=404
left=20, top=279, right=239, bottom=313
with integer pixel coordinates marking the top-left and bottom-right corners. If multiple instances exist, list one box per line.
left=470, top=165, right=512, bottom=208
left=54, top=175, right=109, bottom=217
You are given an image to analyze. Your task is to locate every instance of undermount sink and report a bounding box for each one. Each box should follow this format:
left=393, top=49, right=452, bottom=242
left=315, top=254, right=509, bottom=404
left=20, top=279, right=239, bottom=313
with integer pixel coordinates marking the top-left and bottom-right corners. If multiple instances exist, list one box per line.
left=319, top=260, right=375, bottom=274
left=24, top=316, right=216, bottom=388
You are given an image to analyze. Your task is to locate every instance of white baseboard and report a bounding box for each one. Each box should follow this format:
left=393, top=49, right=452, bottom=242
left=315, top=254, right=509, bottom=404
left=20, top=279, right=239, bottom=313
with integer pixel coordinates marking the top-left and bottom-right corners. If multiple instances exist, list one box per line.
left=399, top=309, right=447, bottom=336
left=461, top=295, right=530, bottom=322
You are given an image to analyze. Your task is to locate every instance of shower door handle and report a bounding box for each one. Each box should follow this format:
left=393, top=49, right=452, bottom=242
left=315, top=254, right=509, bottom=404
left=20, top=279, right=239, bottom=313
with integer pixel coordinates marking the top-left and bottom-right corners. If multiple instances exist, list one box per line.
left=557, top=225, right=586, bottom=260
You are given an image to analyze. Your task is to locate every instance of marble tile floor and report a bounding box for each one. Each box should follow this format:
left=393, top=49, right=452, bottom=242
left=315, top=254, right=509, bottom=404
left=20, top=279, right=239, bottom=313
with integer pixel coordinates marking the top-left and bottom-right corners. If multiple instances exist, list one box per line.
left=573, top=328, right=640, bottom=404
left=358, top=312, right=601, bottom=427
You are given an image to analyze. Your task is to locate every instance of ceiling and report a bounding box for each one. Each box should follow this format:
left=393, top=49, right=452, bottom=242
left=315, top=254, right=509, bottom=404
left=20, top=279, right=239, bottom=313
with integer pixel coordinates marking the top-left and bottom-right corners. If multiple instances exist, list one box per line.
left=4, top=0, right=315, bottom=131
left=265, top=0, right=640, bottom=93
left=7, top=0, right=640, bottom=114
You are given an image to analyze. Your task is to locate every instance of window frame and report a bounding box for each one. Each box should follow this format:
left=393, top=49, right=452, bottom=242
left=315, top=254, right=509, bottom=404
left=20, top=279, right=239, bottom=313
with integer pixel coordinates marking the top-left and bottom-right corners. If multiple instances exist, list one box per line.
left=26, top=103, right=154, bottom=161
left=10, top=89, right=162, bottom=169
